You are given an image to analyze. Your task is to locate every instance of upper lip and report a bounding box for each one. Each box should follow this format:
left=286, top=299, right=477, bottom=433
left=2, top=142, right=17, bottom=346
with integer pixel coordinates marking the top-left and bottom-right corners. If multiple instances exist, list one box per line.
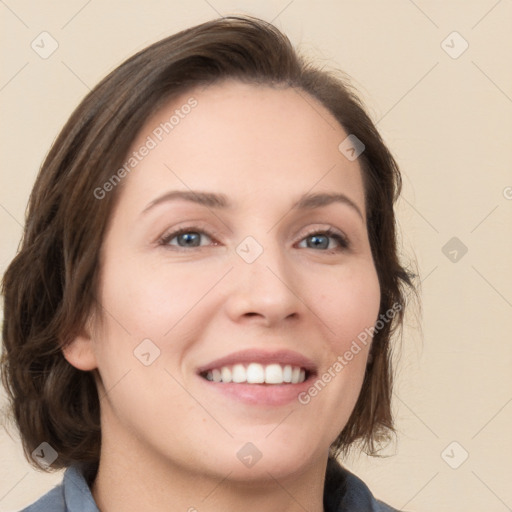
left=196, top=348, right=318, bottom=374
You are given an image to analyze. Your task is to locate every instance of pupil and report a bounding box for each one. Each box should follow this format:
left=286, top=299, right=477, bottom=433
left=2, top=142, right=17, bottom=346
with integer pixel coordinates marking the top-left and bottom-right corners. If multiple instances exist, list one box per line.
left=309, top=235, right=328, bottom=249
left=179, top=232, right=200, bottom=246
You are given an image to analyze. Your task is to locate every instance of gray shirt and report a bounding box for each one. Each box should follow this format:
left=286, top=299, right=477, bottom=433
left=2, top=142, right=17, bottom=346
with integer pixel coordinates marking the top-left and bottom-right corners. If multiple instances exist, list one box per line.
left=21, top=457, right=402, bottom=511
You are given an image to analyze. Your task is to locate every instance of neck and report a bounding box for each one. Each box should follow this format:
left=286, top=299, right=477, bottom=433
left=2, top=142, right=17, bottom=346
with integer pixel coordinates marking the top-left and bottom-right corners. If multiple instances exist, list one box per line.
left=91, top=424, right=327, bottom=512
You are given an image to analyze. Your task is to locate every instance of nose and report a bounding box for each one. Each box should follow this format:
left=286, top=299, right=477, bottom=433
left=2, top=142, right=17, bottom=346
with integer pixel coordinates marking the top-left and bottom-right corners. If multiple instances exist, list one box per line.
left=223, top=239, right=304, bottom=328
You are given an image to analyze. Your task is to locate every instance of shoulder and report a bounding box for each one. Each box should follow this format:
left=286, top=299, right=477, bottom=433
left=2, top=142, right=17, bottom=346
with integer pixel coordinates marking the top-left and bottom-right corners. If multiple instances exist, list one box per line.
left=19, top=465, right=99, bottom=512
left=324, top=457, right=405, bottom=512
left=19, top=479, right=65, bottom=512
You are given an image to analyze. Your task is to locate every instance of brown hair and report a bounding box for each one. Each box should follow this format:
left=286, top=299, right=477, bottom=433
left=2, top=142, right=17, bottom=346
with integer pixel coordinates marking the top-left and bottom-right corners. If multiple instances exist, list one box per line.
left=1, top=15, right=417, bottom=471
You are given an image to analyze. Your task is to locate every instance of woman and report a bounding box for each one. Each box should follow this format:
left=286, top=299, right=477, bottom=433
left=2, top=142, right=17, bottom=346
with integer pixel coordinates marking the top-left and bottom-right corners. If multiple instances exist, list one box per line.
left=1, top=15, right=416, bottom=512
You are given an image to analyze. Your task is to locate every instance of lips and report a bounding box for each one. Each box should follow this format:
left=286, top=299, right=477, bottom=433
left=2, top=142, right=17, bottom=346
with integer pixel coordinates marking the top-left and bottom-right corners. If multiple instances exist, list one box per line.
left=197, top=349, right=316, bottom=374
left=196, top=348, right=317, bottom=384
left=196, top=349, right=318, bottom=406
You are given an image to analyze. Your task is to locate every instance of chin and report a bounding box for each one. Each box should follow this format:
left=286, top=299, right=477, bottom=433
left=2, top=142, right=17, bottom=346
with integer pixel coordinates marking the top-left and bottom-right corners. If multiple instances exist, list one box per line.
left=208, top=439, right=324, bottom=484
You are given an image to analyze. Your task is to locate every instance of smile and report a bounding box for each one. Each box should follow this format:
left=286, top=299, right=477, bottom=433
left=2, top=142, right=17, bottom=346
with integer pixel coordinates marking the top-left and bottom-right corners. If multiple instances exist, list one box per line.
left=201, top=363, right=308, bottom=384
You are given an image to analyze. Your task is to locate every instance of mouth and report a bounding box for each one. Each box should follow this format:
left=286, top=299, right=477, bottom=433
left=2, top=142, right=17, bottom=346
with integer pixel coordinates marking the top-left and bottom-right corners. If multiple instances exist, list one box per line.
left=199, top=362, right=312, bottom=385
left=195, top=349, right=318, bottom=405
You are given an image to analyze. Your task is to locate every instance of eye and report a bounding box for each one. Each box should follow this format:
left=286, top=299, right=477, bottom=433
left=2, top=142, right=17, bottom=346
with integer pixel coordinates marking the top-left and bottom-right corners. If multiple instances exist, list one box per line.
left=159, top=227, right=217, bottom=249
left=296, top=228, right=349, bottom=253
left=158, top=225, right=349, bottom=252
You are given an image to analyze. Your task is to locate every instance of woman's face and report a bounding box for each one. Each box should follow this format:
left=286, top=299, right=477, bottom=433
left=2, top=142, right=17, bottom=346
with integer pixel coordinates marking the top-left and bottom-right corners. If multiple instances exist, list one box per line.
left=70, top=80, right=380, bottom=480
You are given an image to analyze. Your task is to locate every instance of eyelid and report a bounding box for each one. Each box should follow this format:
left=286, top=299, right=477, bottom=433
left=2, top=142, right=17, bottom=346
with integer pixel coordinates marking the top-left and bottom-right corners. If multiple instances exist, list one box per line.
left=158, top=224, right=219, bottom=247
left=158, top=223, right=350, bottom=252
left=294, top=225, right=350, bottom=250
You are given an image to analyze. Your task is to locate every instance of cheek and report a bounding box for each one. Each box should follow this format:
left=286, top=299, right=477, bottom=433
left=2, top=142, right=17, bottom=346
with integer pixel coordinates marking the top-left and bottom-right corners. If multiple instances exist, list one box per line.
left=99, top=257, right=212, bottom=338
left=293, top=263, right=380, bottom=445
left=92, top=257, right=225, bottom=388
left=314, top=262, right=381, bottom=353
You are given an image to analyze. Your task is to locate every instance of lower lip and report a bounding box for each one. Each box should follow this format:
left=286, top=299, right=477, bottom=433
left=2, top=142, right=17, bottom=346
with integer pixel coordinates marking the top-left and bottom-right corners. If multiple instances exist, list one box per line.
left=198, top=375, right=314, bottom=406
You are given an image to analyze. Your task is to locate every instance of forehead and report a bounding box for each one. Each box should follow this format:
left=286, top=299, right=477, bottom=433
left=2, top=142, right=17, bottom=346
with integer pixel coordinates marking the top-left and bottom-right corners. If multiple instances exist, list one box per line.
left=119, top=79, right=366, bottom=216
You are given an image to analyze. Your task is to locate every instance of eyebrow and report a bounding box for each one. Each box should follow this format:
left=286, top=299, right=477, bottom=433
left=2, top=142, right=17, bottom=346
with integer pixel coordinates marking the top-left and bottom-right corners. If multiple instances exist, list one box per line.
left=141, top=190, right=364, bottom=220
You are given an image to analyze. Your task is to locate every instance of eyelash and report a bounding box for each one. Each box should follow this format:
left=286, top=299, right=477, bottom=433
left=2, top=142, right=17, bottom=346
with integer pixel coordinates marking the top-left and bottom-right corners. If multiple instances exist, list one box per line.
left=158, top=225, right=350, bottom=253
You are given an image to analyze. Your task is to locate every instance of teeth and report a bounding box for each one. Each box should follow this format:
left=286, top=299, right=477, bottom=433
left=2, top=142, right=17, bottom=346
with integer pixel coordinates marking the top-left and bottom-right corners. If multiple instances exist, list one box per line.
left=265, top=363, right=283, bottom=384
left=246, top=363, right=265, bottom=383
left=203, top=363, right=307, bottom=384
left=283, top=364, right=292, bottom=383
left=232, top=364, right=246, bottom=383
left=221, top=366, right=232, bottom=383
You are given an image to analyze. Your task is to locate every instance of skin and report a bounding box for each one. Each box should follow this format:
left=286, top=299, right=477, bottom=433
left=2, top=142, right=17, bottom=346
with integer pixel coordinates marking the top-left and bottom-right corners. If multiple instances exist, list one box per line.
left=64, top=79, right=381, bottom=512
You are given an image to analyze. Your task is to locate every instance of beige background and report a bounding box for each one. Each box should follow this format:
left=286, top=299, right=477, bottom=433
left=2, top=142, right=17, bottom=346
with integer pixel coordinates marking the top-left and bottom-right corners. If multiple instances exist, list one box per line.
left=1, top=1, right=511, bottom=511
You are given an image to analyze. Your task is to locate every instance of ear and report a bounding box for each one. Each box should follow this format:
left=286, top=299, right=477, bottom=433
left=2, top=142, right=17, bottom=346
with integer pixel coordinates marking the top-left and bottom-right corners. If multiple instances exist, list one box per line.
left=61, top=323, right=98, bottom=371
